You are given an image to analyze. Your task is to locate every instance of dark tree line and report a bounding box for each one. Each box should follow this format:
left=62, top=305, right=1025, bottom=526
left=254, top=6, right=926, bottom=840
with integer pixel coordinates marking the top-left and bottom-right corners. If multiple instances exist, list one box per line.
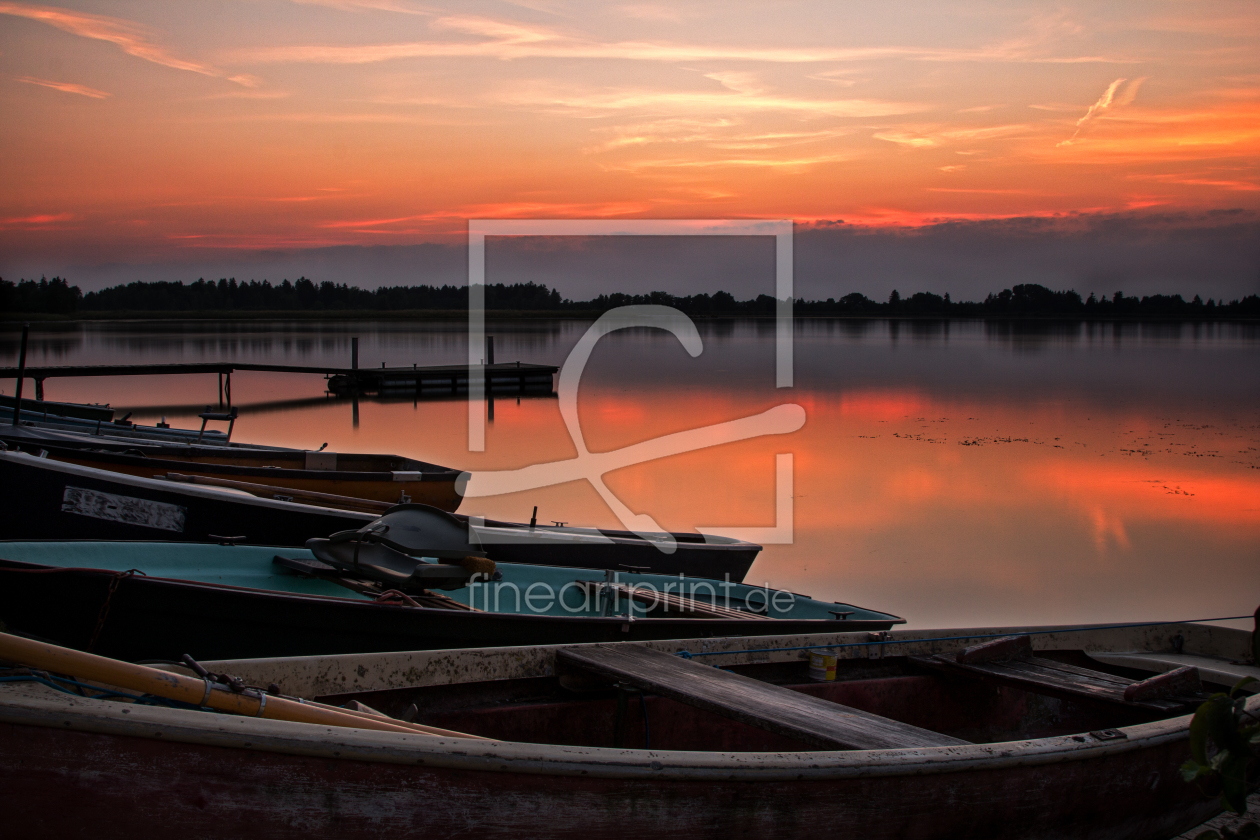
left=795, top=285, right=1260, bottom=317
left=3, top=276, right=1258, bottom=318
left=0, top=277, right=82, bottom=314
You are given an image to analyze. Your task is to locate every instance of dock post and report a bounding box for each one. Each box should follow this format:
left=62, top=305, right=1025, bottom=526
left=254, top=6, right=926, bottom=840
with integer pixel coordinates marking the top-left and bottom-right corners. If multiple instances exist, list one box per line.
left=34, top=377, right=44, bottom=401
left=352, top=337, right=358, bottom=370
left=486, top=335, right=494, bottom=366
left=218, top=372, right=224, bottom=408
left=10, top=323, right=28, bottom=426
left=225, top=371, right=232, bottom=408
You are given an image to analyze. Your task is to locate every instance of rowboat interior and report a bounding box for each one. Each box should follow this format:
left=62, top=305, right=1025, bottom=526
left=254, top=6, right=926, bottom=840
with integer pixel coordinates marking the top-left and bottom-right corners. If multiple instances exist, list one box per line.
left=4, top=622, right=1254, bottom=751
left=192, top=623, right=1257, bottom=753
left=2, top=622, right=1256, bottom=839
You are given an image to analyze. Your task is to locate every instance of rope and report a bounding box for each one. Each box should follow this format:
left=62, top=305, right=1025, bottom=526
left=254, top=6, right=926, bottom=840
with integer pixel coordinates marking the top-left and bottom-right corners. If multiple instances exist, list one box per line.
left=675, top=615, right=1255, bottom=659
left=0, top=672, right=188, bottom=709
left=86, top=569, right=144, bottom=653
left=374, top=589, right=422, bottom=608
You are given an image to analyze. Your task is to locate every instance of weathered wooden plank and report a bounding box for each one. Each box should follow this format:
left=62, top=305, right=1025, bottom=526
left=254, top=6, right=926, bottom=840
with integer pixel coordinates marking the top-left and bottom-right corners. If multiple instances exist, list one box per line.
left=1000, top=658, right=1134, bottom=691
left=558, top=644, right=970, bottom=750
left=909, top=653, right=1193, bottom=713
left=955, top=636, right=1133, bottom=689
left=956, top=635, right=1031, bottom=664
left=1124, top=666, right=1201, bottom=702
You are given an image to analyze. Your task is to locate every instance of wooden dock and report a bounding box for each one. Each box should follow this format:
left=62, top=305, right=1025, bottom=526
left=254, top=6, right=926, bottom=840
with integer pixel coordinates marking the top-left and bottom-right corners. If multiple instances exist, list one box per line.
left=0, top=360, right=557, bottom=404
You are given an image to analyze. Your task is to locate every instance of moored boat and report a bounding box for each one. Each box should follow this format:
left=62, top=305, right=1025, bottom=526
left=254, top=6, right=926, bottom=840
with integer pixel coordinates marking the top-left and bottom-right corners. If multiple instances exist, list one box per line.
left=2, top=395, right=235, bottom=445
left=0, top=539, right=896, bottom=660
left=0, top=448, right=762, bottom=580
left=0, top=424, right=463, bottom=510
left=0, top=618, right=1254, bottom=839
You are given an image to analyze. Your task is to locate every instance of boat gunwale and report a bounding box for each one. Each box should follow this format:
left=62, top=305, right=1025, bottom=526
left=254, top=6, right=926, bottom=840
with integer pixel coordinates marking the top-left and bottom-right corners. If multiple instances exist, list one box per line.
left=471, top=521, right=758, bottom=550
left=0, top=449, right=383, bottom=518
left=1, top=438, right=460, bottom=480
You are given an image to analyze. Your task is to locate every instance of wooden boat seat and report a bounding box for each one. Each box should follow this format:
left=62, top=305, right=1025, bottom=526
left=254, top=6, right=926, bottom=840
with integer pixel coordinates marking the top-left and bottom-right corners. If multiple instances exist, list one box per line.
left=572, top=580, right=774, bottom=619
left=557, top=644, right=971, bottom=750
left=908, top=635, right=1207, bottom=714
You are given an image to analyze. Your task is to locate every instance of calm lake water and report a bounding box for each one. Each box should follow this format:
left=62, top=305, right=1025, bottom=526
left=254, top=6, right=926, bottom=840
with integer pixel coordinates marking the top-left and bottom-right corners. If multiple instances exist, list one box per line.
left=4, top=318, right=1258, bottom=630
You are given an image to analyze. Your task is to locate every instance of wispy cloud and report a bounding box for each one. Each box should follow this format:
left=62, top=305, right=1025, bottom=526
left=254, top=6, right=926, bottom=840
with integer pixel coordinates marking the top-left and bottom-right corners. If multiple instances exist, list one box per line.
left=318, top=200, right=651, bottom=230
left=16, top=76, right=109, bottom=98
left=498, top=82, right=922, bottom=119
left=873, top=131, right=936, bottom=148
left=291, top=0, right=432, bottom=13
left=1058, top=77, right=1145, bottom=146
left=588, top=121, right=851, bottom=154
left=617, top=4, right=693, bottom=23
left=235, top=18, right=1130, bottom=67
left=607, top=152, right=854, bottom=171
left=0, top=211, right=74, bottom=228
left=0, top=2, right=257, bottom=86
left=940, top=124, right=1035, bottom=141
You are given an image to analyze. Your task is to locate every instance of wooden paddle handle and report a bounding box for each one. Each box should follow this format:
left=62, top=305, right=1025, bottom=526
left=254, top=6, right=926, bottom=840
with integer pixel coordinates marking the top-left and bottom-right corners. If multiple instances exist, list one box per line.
left=164, top=472, right=392, bottom=513
left=0, top=632, right=483, bottom=740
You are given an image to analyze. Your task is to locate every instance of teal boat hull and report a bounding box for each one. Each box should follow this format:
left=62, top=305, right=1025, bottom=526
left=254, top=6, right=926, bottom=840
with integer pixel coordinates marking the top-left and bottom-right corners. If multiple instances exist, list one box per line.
left=0, top=542, right=902, bottom=661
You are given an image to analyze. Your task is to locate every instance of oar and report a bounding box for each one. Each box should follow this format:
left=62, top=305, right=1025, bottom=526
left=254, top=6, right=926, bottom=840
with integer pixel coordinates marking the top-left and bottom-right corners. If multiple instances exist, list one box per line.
left=163, top=472, right=392, bottom=514
left=0, top=632, right=485, bottom=740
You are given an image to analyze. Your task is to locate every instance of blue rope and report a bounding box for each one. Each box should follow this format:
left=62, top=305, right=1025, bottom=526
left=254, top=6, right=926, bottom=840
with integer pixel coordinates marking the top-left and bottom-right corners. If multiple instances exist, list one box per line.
left=675, top=614, right=1254, bottom=659
left=0, top=674, right=195, bottom=709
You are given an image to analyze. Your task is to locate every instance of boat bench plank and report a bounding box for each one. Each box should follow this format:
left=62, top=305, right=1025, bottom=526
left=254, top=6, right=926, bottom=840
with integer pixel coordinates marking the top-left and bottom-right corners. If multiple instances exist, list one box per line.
left=909, top=635, right=1205, bottom=713
left=557, top=644, right=970, bottom=750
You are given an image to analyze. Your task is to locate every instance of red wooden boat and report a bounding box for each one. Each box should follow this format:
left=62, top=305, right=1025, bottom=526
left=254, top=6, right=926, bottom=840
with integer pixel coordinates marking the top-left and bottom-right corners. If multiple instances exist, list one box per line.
left=1, top=620, right=1256, bottom=839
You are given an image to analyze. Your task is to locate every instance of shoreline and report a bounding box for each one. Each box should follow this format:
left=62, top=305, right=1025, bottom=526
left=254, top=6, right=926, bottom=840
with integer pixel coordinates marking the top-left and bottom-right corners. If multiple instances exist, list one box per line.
left=4, top=310, right=1259, bottom=325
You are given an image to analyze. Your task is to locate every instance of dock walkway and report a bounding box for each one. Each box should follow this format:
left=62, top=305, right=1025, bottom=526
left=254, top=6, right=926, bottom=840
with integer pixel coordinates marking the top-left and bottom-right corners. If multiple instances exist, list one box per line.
left=0, top=361, right=558, bottom=402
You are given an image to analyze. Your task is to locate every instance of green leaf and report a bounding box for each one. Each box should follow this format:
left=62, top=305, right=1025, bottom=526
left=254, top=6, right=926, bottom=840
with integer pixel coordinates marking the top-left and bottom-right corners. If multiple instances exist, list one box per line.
left=1182, top=759, right=1208, bottom=782
left=1190, top=697, right=1218, bottom=765
left=1230, top=676, right=1259, bottom=698
left=1218, top=752, right=1251, bottom=814
left=1207, top=695, right=1248, bottom=755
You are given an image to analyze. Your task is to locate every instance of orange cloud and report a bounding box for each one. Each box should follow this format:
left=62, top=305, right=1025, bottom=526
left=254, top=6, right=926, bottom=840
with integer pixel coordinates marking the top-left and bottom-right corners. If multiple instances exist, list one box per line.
left=1, top=211, right=73, bottom=228
left=0, top=2, right=256, bottom=86
left=16, top=76, right=109, bottom=98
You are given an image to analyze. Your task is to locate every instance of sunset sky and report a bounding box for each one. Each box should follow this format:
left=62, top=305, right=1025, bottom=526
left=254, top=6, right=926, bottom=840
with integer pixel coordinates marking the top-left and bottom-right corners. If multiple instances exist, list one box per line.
left=1, top=1, right=1258, bottom=296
